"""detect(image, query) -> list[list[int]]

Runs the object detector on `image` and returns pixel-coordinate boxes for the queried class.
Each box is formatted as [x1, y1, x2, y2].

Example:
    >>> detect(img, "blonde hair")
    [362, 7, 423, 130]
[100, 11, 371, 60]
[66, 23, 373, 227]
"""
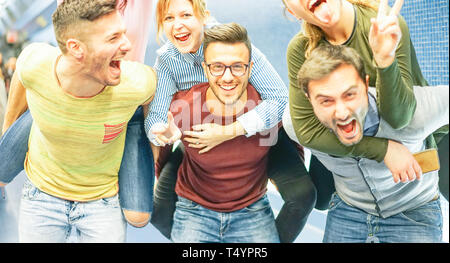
[302, 0, 379, 58]
[155, 0, 208, 43]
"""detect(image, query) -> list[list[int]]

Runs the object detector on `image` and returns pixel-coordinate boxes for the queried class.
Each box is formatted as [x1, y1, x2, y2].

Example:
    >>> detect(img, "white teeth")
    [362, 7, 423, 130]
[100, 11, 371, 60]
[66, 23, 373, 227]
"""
[220, 85, 236, 91]
[337, 117, 355, 126]
[175, 33, 189, 38]
[309, 0, 319, 10]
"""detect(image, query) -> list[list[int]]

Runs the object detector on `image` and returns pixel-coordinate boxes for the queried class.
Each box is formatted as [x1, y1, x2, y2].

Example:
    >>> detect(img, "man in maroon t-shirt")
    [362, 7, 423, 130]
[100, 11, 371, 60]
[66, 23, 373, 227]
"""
[163, 23, 280, 243]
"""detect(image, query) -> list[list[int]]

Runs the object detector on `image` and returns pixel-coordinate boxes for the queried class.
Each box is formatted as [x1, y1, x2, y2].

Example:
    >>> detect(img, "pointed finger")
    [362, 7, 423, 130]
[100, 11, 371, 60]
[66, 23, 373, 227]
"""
[389, 0, 404, 16]
[377, 0, 388, 20]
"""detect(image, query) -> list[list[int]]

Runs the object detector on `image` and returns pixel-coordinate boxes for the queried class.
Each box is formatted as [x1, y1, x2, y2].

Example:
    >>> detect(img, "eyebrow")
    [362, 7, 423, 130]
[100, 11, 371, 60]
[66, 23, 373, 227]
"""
[105, 28, 127, 40]
[314, 85, 359, 100]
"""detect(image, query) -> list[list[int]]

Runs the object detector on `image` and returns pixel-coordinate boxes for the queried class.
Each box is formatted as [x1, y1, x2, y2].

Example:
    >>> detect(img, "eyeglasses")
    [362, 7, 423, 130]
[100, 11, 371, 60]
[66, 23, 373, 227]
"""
[206, 62, 249, 77]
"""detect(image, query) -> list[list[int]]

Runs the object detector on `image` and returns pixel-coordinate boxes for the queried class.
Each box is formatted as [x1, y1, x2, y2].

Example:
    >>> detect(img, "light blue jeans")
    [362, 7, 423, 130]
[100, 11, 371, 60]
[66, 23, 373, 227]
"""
[323, 193, 443, 243]
[171, 195, 280, 243]
[18, 177, 127, 243]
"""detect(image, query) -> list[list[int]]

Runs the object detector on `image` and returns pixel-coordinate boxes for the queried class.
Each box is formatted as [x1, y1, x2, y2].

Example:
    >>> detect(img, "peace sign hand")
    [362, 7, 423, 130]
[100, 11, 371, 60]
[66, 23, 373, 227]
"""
[369, 0, 404, 68]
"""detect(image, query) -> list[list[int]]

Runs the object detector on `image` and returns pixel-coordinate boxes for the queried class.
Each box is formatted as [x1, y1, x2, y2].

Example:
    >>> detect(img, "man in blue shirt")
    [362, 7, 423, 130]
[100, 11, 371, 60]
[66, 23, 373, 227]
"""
[283, 44, 448, 242]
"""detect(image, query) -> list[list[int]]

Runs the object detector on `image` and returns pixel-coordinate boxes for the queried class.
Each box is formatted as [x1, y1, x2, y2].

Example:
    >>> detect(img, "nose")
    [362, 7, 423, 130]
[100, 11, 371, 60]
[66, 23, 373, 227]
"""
[174, 17, 185, 30]
[221, 67, 234, 82]
[334, 100, 350, 121]
[120, 34, 132, 53]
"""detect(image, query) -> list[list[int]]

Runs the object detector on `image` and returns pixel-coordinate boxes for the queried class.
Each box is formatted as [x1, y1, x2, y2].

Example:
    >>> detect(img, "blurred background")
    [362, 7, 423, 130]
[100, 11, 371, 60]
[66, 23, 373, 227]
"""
[0, 0, 448, 243]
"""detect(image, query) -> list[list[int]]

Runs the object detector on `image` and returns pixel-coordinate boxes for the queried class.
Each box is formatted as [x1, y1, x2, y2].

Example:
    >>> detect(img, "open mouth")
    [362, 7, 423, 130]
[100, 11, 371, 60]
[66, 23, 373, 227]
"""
[174, 33, 190, 43]
[308, 0, 331, 23]
[109, 59, 121, 76]
[336, 119, 358, 139]
[309, 0, 326, 12]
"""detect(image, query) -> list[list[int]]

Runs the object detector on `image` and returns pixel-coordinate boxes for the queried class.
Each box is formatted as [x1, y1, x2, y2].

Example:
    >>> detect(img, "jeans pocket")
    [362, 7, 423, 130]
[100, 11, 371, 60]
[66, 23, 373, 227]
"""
[101, 195, 121, 208]
[399, 200, 442, 229]
[21, 178, 40, 201]
[243, 195, 271, 212]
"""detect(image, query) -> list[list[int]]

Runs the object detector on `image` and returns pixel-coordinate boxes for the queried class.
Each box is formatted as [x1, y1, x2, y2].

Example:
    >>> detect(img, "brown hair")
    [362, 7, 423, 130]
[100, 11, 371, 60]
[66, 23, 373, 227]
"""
[52, 0, 118, 53]
[298, 44, 366, 95]
[203, 22, 252, 61]
[155, 0, 208, 43]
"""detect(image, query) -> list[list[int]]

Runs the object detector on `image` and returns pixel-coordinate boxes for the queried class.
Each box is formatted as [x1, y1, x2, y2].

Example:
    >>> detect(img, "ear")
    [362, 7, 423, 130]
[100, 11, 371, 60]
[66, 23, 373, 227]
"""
[66, 38, 85, 60]
[248, 61, 254, 77]
[201, 61, 208, 78]
[203, 10, 211, 25]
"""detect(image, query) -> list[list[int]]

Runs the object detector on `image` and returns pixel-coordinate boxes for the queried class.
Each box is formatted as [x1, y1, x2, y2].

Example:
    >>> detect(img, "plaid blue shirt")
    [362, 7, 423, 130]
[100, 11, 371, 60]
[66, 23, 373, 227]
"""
[144, 40, 288, 145]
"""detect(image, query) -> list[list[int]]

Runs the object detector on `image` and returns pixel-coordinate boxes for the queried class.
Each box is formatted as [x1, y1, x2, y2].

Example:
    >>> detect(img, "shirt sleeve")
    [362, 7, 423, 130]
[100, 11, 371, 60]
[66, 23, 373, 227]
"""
[375, 15, 420, 130]
[144, 55, 178, 145]
[237, 45, 288, 136]
[287, 35, 389, 162]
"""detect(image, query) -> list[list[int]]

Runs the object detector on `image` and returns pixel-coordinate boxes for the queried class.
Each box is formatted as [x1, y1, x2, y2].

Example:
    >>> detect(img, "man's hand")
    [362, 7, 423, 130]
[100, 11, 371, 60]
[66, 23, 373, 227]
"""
[0, 182, 6, 187]
[183, 121, 245, 154]
[150, 111, 181, 147]
[384, 140, 422, 183]
[369, 0, 404, 68]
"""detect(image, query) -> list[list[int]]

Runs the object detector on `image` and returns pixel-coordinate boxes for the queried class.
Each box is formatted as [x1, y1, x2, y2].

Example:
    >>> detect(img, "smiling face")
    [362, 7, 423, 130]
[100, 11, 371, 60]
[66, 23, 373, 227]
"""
[283, 0, 342, 27]
[308, 63, 369, 146]
[162, 0, 207, 54]
[203, 42, 252, 107]
[81, 11, 132, 87]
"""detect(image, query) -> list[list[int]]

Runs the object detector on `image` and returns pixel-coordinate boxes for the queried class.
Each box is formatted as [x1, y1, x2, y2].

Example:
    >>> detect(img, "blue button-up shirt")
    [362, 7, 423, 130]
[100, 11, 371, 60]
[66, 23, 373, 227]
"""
[145, 37, 288, 145]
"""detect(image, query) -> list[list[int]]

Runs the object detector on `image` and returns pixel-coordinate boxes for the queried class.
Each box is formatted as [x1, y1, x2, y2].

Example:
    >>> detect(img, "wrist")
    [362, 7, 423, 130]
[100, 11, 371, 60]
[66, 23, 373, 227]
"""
[374, 54, 395, 69]
[226, 121, 246, 138]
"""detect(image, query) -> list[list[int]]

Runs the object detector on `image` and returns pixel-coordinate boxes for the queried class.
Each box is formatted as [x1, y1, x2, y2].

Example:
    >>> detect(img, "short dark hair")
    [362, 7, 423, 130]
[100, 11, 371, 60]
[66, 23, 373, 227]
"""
[298, 44, 366, 95]
[52, 0, 118, 53]
[203, 22, 252, 61]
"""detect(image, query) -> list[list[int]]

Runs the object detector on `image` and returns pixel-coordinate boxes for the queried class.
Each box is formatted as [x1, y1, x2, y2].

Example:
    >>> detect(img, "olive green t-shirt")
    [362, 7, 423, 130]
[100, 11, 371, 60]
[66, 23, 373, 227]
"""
[287, 4, 441, 162]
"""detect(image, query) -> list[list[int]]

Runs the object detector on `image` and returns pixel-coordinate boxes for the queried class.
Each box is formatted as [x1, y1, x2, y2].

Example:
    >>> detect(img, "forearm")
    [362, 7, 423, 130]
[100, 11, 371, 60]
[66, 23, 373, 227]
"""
[376, 59, 416, 129]
[243, 45, 288, 135]
[144, 62, 176, 144]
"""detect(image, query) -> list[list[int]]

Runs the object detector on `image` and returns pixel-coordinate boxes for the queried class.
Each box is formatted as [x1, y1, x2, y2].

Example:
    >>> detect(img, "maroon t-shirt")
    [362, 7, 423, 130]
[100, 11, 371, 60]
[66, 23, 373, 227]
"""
[170, 82, 278, 212]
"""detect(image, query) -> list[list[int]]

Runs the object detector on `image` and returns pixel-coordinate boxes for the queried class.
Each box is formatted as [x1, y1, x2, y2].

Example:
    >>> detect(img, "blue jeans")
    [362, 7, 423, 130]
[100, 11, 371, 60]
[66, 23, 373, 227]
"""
[323, 193, 443, 243]
[19, 178, 126, 242]
[0, 107, 154, 213]
[171, 195, 280, 243]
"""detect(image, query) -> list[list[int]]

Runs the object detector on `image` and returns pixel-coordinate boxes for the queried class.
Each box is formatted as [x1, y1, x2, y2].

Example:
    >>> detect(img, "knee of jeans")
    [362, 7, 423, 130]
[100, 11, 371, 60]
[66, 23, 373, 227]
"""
[123, 210, 151, 228]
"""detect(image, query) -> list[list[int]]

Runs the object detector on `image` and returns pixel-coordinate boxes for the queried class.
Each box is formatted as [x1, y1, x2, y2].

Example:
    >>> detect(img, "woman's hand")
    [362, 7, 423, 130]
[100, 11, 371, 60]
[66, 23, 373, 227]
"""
[369, 0, 404, 68]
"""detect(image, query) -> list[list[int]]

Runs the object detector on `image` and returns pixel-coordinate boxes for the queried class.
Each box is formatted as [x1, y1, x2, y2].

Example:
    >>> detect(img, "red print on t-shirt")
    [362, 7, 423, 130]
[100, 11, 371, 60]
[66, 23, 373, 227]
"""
[103, 122, 126, 144]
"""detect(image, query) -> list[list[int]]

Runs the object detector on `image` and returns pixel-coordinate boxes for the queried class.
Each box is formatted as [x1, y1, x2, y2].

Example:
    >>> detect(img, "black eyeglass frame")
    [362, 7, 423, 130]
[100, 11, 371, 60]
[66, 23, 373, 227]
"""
[205, 62, 250, 77]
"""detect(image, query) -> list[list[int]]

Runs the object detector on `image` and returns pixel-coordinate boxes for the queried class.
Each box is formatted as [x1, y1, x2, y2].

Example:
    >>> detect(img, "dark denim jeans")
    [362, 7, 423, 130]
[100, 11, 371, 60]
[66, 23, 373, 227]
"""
[0, 107, 154, 213]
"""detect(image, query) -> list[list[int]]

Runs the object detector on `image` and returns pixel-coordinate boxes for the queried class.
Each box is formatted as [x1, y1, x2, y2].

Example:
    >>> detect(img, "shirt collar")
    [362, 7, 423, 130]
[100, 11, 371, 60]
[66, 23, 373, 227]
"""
[180, 43, 204, 65]
[363, 91, 380, 136]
